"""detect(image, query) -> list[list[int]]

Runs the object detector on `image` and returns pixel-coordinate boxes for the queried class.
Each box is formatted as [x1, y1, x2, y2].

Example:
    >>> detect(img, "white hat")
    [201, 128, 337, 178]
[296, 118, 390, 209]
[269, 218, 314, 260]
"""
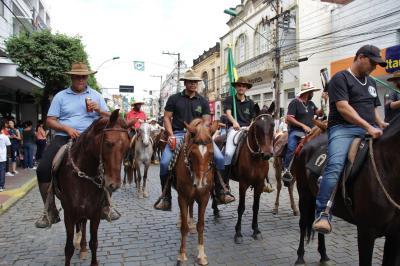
[297, 82, 320, 96]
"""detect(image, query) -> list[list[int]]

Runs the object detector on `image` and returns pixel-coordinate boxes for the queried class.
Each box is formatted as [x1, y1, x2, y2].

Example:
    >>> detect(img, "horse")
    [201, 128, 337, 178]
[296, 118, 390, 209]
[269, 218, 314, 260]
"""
[171, 118, 218, 265]
[212, 108, 275, 244]
[272, 119, 328, 216]
[55, 109, 129, 266]
[133, 122, 153, 198]
[293, 115, 400, 266]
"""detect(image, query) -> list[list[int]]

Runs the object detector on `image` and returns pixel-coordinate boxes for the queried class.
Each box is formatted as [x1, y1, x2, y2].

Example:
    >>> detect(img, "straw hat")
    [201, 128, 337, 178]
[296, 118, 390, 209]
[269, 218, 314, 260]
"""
[131, 99, 145, 106]
[387, 71, 400, 82]
[180, 69, 202, 81]
[297, 82, 320, 96]
[232, 76, 252, 89]
[65, 62, 97, 75]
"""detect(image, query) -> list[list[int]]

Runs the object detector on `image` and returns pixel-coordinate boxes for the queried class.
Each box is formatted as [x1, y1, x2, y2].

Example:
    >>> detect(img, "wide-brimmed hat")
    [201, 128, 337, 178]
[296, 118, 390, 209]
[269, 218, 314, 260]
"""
[65, 62, 97, 75]
[180, 69, 202, 81]
[387, 71, 400, 82]
[131, 99, 145, 106]
[232, 77, 252, 89]
[297, 82, 320, 96]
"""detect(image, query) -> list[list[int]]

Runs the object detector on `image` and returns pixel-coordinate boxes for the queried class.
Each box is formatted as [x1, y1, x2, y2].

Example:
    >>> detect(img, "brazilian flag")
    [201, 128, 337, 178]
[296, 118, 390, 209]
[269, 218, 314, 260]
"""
[227, 45, 238, 120]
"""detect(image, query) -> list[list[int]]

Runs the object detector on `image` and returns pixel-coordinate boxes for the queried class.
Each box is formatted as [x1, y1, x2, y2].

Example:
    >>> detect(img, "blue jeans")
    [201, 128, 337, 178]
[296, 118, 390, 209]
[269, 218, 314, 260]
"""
[284, 129, 305, 169]
[315, 125, 366, 216]
[23, 143, 35, 168]
[0, 161, 6, 188]
[160, 131, 225, 177]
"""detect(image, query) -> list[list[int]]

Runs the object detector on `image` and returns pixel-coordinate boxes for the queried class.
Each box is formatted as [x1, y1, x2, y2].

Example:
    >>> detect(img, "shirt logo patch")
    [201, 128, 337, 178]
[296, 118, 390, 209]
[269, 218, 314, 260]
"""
[244, 108, 250, 115]
[195, 105, 202, 113]
[368, 86, 377, 97]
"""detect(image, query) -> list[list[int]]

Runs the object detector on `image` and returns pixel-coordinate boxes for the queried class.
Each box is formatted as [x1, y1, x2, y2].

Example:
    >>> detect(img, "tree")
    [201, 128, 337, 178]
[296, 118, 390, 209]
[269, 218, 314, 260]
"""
[5, 30, 99, 116]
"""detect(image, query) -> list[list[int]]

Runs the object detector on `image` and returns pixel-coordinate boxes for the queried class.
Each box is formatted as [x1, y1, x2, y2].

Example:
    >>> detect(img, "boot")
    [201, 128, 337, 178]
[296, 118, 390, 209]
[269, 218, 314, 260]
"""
[154, 175, 172, 211]
[101, 206, 121, 222]
[215, 167, 235, 205]
[282, 168, 293, 187]
[312, 212, 332, 234]
[35, 182, 60, 228]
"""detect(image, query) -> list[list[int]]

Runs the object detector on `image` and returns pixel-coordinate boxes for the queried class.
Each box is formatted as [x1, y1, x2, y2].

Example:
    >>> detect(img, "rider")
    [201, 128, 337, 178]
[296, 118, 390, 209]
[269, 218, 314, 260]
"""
[282, 82, 322, 185]
[126, 99, 147, 138]
[35, 62, 115, 228]
[313, 45, 388, 234]
[154, 69, 232, 211]
[224, 76, 273, 194]
[384, 71, 400, 122]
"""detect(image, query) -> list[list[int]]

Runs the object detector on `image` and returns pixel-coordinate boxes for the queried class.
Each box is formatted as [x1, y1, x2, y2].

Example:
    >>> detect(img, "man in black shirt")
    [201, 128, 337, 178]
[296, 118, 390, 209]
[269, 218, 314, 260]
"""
[282, 82, 321, 184]
[384, 71, 400, 122]
[313, 45, 388, 234]
[154, 69, 227, 211]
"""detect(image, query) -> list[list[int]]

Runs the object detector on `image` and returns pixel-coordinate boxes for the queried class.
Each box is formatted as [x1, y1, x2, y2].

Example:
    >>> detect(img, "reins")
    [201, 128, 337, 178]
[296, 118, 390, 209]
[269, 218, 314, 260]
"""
[246, 114, 273, 156]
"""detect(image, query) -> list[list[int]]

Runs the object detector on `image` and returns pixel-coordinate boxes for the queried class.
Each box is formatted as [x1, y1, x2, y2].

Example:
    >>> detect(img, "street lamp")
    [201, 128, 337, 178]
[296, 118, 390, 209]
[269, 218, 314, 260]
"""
[96, 56, 120, 71]
[150, 75, 163, 116]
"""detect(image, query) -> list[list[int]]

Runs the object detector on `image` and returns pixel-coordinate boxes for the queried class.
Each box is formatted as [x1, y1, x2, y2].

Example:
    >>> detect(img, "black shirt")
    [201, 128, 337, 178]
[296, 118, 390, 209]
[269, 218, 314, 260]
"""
[384, 91, 400, 122]
[328, 70, 380, 128]
[287, 98, 317, 131]
[164, 90, 210, 131]
[224, 95, 255, 127]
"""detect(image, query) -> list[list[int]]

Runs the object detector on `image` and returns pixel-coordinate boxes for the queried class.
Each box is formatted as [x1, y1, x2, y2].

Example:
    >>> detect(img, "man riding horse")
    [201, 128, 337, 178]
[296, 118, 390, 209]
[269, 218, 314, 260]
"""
[313, 44, 388, 234]
[223, 76, 273, 194]
[282, 82, 323, 185]
[154, 69, 232, 211]
[35, 63, 120, 228]
[125, 99, 147, 138]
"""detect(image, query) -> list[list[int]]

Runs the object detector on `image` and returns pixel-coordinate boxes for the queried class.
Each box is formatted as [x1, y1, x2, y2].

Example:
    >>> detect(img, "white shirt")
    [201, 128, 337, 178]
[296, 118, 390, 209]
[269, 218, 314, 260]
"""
[0, 133, 11, 162]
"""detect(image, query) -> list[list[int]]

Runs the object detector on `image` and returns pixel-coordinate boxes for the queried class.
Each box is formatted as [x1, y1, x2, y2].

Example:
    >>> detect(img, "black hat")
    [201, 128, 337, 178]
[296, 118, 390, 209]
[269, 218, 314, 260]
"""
[355, 45, 387, 67]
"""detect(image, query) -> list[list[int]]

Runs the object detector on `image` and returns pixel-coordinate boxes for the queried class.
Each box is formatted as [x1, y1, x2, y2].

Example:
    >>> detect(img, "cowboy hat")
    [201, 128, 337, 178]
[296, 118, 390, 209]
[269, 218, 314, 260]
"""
[387, 71, 400, 82]
[65, 62, 97, 75]
[297, 82, 320, 96]
[131, 99, 145, 106]
[180, 69, 202, 81]
[232, 76, 252, 89]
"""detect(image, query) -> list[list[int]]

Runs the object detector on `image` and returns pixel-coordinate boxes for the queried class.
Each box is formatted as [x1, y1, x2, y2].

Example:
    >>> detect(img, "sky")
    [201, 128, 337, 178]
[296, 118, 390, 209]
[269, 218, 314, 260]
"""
[49, 0, 239, 100]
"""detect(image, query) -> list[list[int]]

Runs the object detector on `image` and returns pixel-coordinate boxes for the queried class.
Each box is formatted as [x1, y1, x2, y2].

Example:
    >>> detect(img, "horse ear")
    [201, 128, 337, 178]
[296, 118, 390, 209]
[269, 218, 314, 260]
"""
[109, 109, 120, 126]
[253, 103, 260, 117]
[184, 121, 196, 134]
[267, 101, 275, 115]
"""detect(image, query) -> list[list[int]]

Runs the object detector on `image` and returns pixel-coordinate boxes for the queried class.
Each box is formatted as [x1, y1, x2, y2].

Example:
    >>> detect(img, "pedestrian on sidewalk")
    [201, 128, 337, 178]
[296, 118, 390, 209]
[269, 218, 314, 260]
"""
[0, 120, 11, 191]
[22, 121, 36, 170]
[35, 120, 47, 163]
[2, 118, 13, 177]
[8, 120, 21, 174]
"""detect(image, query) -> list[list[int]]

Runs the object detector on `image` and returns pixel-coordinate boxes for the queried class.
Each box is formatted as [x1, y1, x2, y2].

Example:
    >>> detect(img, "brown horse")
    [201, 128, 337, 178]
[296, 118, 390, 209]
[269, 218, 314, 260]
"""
[56, 110, 130, 266]
[294, 115, 400, 266]
[212, 110, 275, 244]
[172, 118, 218, 265]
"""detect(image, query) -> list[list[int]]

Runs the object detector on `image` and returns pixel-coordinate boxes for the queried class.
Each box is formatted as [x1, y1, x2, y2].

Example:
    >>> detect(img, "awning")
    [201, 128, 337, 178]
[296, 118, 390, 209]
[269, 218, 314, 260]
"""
[0, 61, 44, 93]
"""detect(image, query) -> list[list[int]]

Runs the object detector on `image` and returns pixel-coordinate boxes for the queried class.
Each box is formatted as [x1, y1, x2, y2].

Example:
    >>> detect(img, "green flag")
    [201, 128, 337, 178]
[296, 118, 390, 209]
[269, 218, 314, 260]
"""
[226, 45, 238, 120]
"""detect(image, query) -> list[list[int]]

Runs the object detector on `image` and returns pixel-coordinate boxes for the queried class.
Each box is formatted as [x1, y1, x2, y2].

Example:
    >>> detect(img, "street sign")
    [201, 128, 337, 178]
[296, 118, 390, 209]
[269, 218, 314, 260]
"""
[119, 85, 134, 93]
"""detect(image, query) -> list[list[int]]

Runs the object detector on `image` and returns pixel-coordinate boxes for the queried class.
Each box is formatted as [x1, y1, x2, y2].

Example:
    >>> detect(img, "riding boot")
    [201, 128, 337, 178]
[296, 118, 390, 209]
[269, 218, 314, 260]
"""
[100, 191, 121, 222]
[154, 174, 172, 211]
[35, 182, 60, 228]
[215, 167, 235, 205]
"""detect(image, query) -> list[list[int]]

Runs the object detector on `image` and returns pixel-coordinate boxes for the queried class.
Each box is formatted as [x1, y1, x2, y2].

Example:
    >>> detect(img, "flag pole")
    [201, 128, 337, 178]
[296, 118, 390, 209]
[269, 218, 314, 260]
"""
[227, 45, 238, 120]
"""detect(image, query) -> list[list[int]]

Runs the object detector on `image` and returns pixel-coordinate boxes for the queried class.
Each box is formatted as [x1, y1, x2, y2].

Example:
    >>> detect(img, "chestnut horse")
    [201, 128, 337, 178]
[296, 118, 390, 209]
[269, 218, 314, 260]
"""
[56, 110, 130, 266]
[172, 118, 218, 265]
[294, 115, 400, 266]
[212, 110, 275, 244]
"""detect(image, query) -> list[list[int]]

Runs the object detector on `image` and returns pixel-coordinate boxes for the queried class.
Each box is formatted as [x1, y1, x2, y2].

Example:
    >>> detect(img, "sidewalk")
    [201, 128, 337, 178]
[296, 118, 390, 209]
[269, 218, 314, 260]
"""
[0, 168, 37, 215]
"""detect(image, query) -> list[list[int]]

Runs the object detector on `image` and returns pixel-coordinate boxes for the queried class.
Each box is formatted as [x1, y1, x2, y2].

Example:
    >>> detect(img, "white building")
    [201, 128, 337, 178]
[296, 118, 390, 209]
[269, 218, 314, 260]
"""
[0, 0, 50, 122]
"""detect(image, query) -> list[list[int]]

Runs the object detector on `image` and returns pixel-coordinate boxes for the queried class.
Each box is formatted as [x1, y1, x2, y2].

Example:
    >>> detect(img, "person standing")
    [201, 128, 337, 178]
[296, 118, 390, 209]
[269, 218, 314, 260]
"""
[384, 71, 400, 122]
[35, 120, 47, 162]
[22, 121, 36, 169]
[313, 45, 387, 234]
[8, 120, 21, 174]
[0, 121, 11, 191]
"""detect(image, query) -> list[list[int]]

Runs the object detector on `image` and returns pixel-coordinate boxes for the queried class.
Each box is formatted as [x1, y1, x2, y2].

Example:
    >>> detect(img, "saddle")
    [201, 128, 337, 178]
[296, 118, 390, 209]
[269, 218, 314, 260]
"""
[51, 141, 72, 199]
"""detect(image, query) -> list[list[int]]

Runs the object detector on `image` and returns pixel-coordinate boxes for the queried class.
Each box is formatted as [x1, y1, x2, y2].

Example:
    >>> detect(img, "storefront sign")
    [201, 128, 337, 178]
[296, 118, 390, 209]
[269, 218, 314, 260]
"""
[246, 69, 274, 87]
[385, 44, 400, 73]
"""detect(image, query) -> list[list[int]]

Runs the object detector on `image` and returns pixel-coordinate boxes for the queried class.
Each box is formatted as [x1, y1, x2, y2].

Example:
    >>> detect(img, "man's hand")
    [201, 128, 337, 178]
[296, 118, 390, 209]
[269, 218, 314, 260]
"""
[65, 127, 80, 139]
[302, 125, 312, 134]
[232, 122, 240, 130]
[377, 121, 389, 130]
[90, 101, 100, 113]
[367, 126, 383, 139]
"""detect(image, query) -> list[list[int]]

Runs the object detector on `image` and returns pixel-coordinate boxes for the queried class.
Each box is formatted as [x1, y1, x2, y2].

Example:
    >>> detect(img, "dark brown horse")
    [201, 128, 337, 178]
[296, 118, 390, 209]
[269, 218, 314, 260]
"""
[56, 110, 130, 266]
[212, 110, 275, 244]
[172, 118, 218, 265]
[294, 115, 400, 266]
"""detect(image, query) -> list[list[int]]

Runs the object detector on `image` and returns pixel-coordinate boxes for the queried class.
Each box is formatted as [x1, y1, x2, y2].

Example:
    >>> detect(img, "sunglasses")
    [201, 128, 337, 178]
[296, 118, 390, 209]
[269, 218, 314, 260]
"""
[72, 75, 88, 80]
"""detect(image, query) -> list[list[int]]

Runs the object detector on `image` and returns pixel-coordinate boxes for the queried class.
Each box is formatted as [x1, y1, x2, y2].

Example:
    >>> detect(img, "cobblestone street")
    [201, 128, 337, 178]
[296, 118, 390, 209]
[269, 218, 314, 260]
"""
[0, 164, 384, 266]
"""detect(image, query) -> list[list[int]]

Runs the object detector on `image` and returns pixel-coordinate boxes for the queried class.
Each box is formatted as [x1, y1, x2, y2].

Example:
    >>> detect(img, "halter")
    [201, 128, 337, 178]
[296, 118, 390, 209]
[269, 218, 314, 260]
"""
[68, 122, 128, 189]
[246, 114, 273, 156]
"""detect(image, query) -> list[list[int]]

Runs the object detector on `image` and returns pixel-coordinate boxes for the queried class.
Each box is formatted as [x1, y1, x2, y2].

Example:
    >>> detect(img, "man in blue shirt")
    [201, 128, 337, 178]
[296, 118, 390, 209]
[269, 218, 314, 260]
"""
[35, 63, 113, 228]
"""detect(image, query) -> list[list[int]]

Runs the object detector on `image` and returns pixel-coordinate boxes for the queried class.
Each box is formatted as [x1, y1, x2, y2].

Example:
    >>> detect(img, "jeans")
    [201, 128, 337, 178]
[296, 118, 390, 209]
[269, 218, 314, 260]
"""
[0, 161, 5, 188]
[23, 143, 36, 168]
[10, 141, 19, 162]
[284, 129, 305, 169]
[315, 125, 366, 216]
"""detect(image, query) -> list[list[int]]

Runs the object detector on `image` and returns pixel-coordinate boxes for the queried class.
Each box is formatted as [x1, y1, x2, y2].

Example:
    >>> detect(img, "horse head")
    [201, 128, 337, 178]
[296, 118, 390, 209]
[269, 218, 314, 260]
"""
[137, 122, 152, 147]
[184, 119, 215, 188]
[250, 110, 275, 160]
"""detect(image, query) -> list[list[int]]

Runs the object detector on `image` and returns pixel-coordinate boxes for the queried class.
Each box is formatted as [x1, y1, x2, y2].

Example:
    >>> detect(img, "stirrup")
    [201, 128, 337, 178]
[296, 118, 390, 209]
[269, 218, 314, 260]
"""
[282, 170, 293, 186]
[312, 212, 332, 234]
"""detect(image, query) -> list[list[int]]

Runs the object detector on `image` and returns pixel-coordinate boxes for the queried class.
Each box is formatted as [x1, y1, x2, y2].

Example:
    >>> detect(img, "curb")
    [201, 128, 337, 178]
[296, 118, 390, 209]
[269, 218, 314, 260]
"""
[0, 176, 37, 215]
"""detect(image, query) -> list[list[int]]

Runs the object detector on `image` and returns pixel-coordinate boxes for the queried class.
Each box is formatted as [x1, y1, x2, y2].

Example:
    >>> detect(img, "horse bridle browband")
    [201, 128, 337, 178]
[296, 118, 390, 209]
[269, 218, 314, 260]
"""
[246, 114, 273, 156]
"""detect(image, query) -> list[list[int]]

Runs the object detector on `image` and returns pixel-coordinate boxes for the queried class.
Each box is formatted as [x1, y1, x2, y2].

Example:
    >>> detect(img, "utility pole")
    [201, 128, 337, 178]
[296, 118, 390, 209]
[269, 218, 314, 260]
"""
[150, 75, 163, 115]
[162, 51, 181, 93]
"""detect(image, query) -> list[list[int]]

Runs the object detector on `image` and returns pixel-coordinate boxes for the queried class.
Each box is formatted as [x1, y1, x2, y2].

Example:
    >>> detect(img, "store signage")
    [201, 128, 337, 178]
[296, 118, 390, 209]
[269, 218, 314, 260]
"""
[385, 44, 400, 73]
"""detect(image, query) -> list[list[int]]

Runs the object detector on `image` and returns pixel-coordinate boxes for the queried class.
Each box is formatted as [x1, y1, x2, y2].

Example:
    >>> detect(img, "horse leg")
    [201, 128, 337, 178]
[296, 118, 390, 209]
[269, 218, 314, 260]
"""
[211, 196, 220, 217]
[382, 233, 399, 266]
[197, 198, 209, 266]
[234, 182, 248, 244]
[64, 215, 75, 266]
[357, 227, 375, 266]
[188, 200, 196, 234]
[295, 193, 314, 265]
[289, 181, 299, 216]
[80, 220, 88, 260]
[89, 218, 100, 266]
[318, 233, 330, 264]
[251, 185, 263, 240]
[135, 161, 142, 198]
[142, 163, 149, 198]
[273, 157, 282, 215]
[177, 195, 189, 264]
[74, 223, 82, 250]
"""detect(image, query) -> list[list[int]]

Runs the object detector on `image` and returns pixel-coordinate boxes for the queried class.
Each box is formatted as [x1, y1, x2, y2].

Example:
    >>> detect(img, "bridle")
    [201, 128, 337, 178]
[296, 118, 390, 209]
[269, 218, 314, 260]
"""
[246, 114, 273, 157]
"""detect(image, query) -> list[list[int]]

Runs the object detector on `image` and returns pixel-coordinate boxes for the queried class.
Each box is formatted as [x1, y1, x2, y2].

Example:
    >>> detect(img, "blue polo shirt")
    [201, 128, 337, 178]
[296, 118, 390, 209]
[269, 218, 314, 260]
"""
[48, 87, 109, 136]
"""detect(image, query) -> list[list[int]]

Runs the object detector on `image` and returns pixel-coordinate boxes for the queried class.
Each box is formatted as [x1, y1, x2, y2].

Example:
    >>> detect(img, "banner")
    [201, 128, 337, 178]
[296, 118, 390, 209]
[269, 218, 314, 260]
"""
[226, 45, 238, 120]
[133, 61, 145, 71]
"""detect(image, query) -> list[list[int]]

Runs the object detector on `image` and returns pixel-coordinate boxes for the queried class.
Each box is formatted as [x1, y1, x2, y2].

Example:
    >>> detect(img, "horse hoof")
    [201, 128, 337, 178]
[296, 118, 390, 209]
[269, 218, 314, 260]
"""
[143, 191, 149, 198]
[197, 256, 208, 266]
[80, 251, 88, 260]
[294, 258, 305, 265]
[293, 210, 299, 216]
[90, 260, 98, 266]
[177, 253, 188, 265]
[234, 234, 243, 244]
[138, 192, 143, 199]
[272, 208, 278, 215]
[320, 256, 330, 265]
[213, 209, 220, 217]
[252, 232, 262, 240]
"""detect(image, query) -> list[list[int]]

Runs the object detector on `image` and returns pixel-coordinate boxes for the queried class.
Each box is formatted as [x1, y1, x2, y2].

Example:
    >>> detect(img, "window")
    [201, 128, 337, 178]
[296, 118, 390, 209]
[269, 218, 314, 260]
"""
[252, 94, 261, 106]
[0, 2, 4, 17]
[235, 34, 247, 64]
[255, 23, 269, 56]
[202, 71, 209, 93]
[287, 89, 295, 100]
[263, 92, 273, 106]
[211, 68, 215, 90]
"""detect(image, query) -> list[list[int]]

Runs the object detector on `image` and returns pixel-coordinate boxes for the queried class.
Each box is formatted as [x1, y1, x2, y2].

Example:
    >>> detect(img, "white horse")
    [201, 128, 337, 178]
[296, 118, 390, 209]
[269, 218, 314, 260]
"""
[133, 122, 153, 198]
